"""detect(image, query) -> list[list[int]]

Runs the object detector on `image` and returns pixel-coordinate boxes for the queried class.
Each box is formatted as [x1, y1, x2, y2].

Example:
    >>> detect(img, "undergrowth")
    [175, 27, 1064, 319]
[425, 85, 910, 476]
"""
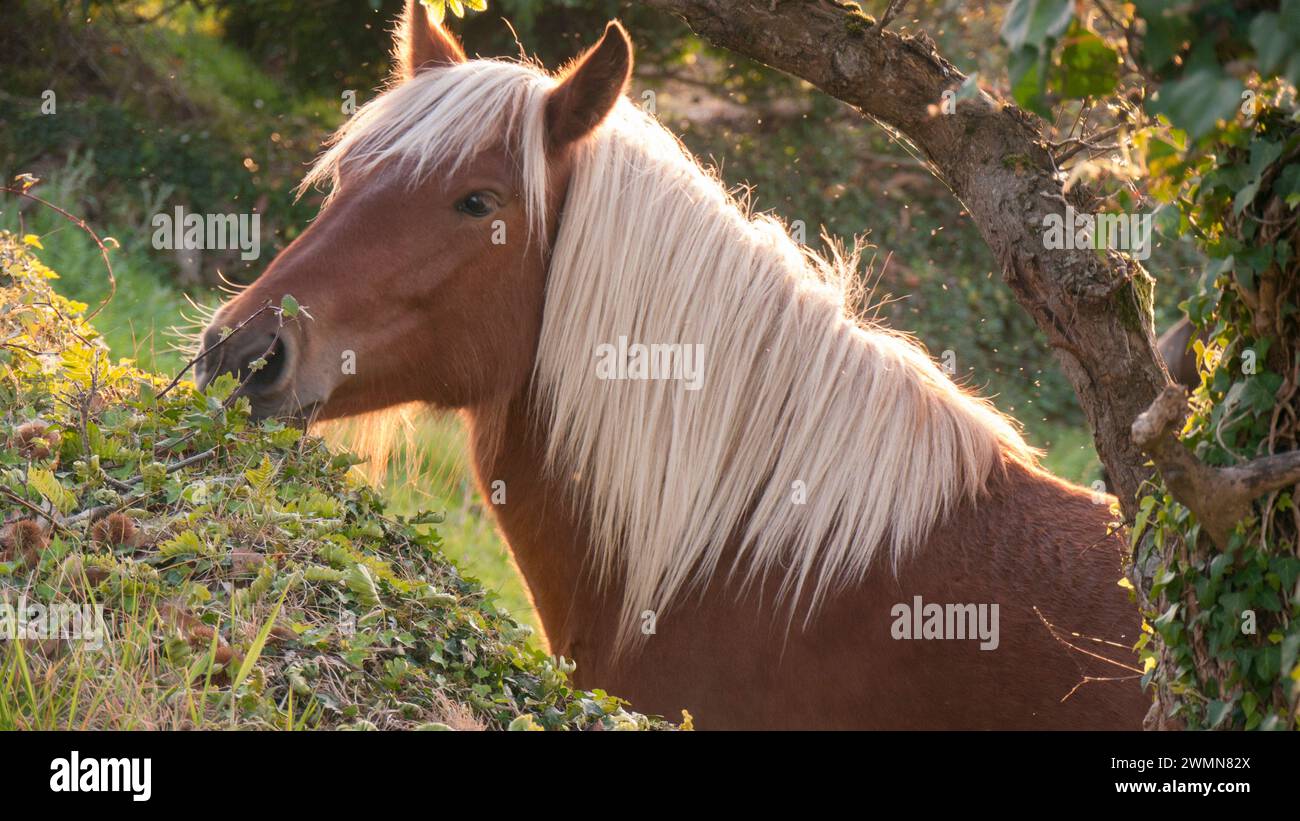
[0, 233, 675, 730]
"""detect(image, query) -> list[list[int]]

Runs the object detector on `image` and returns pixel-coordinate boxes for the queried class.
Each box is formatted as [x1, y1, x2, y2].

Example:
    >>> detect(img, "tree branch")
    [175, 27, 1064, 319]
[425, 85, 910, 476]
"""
[644, 0, 1170, 519]
[877, 0, 909, 30]
[1133, 385, 1300, 548]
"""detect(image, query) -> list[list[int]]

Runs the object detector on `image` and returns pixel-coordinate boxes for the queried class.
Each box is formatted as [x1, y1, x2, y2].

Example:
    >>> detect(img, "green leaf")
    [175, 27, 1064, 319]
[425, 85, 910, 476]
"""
[1205, 699, 1233, 728]
[1147, 47, 1245, 139]
[1249, 13, 1290, 74]
[1135, 5, 1190, 71]
[1052, 28, 1118, 99]
[507, 714, 543, 731]
[1008, 46, 1051, 119]
[279, 294, 300, 319]
[1130, 494, 1157, 551]
[1282, 633, 1300, 678]
[345, 564, 382, 609]
[27, 467, 75, 514]
[421, 0, 446, 26]
[1153, 603, 1179, 628]
[244, 454, 278, 494]
[1234, 140, 1284, 215]
[203, 371, 238, 402]
[159, 529, 205, 559]
[1001, 0, 1072, 52]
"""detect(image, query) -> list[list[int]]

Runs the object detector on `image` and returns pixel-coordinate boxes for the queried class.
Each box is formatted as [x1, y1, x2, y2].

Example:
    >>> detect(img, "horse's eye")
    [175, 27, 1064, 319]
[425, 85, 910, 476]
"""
[457, 192, 497, 218]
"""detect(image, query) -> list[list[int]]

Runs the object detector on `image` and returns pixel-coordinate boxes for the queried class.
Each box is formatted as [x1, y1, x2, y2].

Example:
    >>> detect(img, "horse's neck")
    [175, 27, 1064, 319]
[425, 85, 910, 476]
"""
[463, 396, 618, 655]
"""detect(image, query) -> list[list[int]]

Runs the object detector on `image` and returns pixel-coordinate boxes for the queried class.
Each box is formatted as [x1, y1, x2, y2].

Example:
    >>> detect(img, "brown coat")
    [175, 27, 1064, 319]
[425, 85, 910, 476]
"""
[471, 397, 1148, 729]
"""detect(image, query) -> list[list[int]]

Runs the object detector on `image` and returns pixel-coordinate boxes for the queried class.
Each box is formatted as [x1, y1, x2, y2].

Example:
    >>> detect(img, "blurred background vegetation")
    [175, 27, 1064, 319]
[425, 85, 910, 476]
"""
[0, 0, 1203, 639]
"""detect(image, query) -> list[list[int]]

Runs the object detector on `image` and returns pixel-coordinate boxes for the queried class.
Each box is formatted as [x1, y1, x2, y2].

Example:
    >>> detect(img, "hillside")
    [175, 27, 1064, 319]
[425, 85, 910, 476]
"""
[0, 232, 677, 730]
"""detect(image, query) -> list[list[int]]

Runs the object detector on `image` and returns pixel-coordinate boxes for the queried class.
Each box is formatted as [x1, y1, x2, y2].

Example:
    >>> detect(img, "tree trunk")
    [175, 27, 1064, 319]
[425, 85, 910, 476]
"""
[644, 0, 1170, 519]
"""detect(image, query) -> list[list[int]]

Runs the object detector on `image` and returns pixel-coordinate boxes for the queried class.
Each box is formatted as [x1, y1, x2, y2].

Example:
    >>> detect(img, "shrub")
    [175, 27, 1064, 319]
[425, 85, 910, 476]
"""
[0, 232, 674, 730]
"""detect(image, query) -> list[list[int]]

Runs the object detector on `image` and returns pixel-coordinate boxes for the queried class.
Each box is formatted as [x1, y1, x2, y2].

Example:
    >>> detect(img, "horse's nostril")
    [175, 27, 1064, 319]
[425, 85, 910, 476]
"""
[241, 336, 289, 391]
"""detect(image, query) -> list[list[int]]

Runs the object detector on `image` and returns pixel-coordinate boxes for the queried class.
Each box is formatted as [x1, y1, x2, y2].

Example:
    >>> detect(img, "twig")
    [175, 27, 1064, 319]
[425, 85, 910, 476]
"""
[65, 448, 218, 525]
[155, 300, 274, 400]
[1052, 125, 1124, 165]
[1, 183, 117, 321]
[1, 488, 74, 536]
[1034, 606, 1143, 675]
[1060, 673, 1143, 703]
[877, 0, 910, 30]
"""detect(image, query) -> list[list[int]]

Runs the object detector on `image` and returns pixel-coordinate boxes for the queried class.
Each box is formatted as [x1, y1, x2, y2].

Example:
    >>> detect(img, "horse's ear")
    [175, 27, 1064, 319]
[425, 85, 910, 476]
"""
[545, 21, 633, 150]
[394, 0, 466, 80]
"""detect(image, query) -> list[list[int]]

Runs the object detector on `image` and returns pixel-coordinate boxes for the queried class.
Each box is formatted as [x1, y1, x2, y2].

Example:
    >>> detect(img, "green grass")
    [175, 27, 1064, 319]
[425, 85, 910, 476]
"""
[132, 3, 343, 129]
[1030, 423, 1104, 488]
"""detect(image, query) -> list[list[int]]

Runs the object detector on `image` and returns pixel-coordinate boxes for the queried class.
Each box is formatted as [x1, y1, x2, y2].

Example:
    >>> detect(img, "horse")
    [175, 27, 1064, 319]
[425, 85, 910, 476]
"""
[1157, 317, 1202, 391]
[197, 0, 1149, 729]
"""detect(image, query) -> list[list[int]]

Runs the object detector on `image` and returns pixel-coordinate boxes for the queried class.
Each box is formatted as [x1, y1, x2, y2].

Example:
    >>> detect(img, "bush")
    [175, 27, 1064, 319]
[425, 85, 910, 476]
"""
[0, 232, 675, 730]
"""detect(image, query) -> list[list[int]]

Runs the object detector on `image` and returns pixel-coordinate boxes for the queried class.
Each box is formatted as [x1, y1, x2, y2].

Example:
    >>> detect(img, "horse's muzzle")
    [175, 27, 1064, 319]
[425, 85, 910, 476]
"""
[195, 315, 314, 422]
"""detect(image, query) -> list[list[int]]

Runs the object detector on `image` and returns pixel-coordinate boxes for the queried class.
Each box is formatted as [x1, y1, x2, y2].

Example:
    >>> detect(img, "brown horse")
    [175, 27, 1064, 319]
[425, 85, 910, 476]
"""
[197, 1, 1149, 729]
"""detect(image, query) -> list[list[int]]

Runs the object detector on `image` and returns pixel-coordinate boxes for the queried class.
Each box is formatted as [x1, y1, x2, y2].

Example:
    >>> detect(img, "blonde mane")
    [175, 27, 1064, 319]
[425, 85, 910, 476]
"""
[305, 59, 1037, 640]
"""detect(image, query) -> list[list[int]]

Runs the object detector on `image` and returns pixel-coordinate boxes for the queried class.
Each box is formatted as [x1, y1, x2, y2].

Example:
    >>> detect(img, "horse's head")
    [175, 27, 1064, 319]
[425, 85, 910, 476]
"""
[196, 0, 631, 420]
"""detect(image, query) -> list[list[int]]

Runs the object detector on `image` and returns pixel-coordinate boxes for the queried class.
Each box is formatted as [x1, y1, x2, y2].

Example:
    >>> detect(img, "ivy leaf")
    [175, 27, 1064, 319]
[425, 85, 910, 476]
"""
[1205, 699, 1233, 728]
[507, 714, 543, 731]
[1153, 603, 1179, 629]
[1278, 164, 1300, 210]
[1130, 494, 1157, 551]
[1234, 139, 1284, 215]
[1133, 1, 1190, 71]
[1282, 633, 1300, 679]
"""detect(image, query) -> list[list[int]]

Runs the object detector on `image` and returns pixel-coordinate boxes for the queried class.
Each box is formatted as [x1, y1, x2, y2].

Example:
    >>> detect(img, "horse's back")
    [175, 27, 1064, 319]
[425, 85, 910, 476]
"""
[581, 461, 1148, 729]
